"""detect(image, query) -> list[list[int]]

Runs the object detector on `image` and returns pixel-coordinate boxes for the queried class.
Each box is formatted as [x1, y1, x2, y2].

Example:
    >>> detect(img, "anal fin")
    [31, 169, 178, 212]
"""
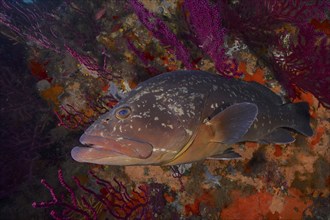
[207, 148, 241, 160]
[260, 128, 295, 144]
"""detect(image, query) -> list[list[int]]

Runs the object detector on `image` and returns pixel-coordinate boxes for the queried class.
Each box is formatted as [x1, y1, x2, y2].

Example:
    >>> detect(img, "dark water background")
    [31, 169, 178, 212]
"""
[0, 0, 329, 219]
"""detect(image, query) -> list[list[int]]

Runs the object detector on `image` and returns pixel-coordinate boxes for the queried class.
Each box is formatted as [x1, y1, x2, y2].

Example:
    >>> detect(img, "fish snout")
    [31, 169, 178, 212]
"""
[79, 133, 153, 159]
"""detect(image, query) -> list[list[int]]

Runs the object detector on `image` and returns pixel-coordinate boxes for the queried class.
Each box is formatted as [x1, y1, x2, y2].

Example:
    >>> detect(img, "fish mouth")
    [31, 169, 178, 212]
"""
[71, 133, 153, 164]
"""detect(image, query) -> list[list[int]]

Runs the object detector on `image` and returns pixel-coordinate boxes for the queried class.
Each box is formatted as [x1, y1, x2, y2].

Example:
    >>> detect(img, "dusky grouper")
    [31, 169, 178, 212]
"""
[71, 70, 313, 165]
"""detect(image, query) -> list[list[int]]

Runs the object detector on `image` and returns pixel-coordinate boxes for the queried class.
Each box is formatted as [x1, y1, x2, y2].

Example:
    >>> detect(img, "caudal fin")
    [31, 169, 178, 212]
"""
[284, 102, 313, 136]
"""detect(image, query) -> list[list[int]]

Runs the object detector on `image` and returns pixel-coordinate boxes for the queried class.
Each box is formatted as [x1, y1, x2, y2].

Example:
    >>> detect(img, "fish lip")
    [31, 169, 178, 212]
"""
[71, 146, 124, 164]
[78, 133, 153, 159]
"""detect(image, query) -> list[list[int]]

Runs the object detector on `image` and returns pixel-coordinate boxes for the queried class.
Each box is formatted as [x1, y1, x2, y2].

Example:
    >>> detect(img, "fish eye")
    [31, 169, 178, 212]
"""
[115, 106, 131, 119]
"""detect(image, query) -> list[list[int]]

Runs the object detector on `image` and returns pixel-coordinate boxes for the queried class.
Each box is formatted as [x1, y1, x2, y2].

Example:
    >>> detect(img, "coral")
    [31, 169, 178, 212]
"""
[277, 188, 313, 219]
[183, 0, 224, 68]
[126, 39, 153, 66]
[54, 105, 93, 130]
[184, 190, 216, 216]
[65, 46, 112, 80]
[220, 0, 330, 107]
[309, 126, 326, 148]
[146, 183, 169, 215]
[126, 38, 160, 75]
[310, 19, 330, 36]
[129, 0, 193, 69]
[270, 24, 330, 107]
[220, 190, 273, 219]
[220, 0, 328, 46]
[54, 95, 116, 130]
[1, 1, 111, 80]
[183, 0, 240, 76]
[40, 84, 64, 106]
[238, 62, 266, 84]
[0, 0, 61, 53]
[128, 0, 242, 76]
[28, 59, 52, 81]
[32, 169, 150, 219]
[220, 188, 313, 219]
[170, 165, 187, 192]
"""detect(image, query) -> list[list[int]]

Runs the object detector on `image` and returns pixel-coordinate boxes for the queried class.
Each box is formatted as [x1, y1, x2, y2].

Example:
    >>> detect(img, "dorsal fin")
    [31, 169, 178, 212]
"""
[247, 81, 283, 104]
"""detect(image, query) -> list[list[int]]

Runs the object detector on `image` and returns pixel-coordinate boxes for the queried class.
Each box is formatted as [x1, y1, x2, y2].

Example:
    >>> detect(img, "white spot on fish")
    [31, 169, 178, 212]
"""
[130, 125, 133, 129]
[168, 104, 184, 116]
[132, 115, 143, 118]
[132, 90, 150, 101]
[151, 88, 164, 93]
[153, 148, 178, 154]
[138, 128, 141, 131]
[188, 103, 195, 110]
[154, 117, 159, 121]
[167, 124, 173, 129]
[157, 105, 166, 111]
[185, 129, 193, 135]
[142, 110, 151, 117]
[155, 94, 165, 100]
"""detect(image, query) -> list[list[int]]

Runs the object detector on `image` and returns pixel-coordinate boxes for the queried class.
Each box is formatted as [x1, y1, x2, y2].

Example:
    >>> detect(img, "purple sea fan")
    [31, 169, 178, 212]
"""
[65, 46, 112, 80]
[220, 0, 328, 42]
[32, 169, 151, 219]
[183, 0, 239, 76]
[129, 0, 193, 69]
[271, 24, 330, 107]
[0, 0, 62, 53]
[219, 0, 330, 107]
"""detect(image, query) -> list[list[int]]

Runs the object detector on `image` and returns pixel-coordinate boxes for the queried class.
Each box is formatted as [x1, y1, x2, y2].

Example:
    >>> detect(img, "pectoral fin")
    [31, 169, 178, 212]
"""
[208, 102, 258, 144]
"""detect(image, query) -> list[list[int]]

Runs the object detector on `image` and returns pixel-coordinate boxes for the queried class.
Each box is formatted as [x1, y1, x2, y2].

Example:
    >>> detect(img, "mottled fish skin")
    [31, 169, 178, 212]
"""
[71, 70, 313, 165]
